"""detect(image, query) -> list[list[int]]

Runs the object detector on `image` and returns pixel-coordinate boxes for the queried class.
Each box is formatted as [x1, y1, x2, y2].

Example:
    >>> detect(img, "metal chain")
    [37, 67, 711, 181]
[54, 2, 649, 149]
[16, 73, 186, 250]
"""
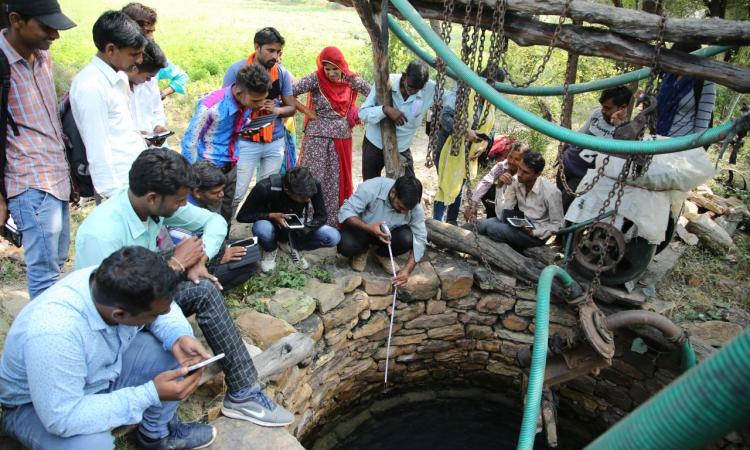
[495, 0, 573, 88]
[425, 0, 456, 168]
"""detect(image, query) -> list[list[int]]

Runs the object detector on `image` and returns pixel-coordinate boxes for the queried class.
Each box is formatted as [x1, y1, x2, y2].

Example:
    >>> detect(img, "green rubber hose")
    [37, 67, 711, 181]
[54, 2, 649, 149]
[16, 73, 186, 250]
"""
[681, 339, 697, 371]
[387, 15, 731, 97]
[586, 328, 750, 450]
[389, 0, 741, 154]
[518, 265, 575, 450]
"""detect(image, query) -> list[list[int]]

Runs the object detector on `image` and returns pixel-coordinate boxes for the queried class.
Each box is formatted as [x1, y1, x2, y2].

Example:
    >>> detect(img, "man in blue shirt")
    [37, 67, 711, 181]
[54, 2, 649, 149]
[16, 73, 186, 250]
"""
[75, 149, 294, 428]
[358, 61, 447, 180]
[182, 64, 271, 221]
[223, 27, 297, 214]
[0, 246, 216, 450]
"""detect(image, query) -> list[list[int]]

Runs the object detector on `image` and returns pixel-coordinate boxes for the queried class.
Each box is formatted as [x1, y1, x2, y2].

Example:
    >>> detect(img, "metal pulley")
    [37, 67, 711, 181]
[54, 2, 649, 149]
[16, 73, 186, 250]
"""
[572, 222, 626, 273]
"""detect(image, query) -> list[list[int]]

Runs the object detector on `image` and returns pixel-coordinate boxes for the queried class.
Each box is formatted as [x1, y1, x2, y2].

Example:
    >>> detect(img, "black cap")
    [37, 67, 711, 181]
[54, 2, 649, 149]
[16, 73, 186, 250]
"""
[5, 0, 76, 31]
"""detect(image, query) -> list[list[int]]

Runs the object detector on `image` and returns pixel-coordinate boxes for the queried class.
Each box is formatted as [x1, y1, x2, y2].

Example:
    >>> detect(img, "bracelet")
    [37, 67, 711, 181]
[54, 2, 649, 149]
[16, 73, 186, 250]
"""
[170, 257, 186, 273]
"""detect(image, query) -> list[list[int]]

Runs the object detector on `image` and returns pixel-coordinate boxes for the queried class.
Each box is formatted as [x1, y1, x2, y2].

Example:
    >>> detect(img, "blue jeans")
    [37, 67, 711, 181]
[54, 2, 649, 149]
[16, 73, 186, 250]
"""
[433, 189, 463, 223]
[8, 189, 70, 299]
[1, 332, 180, 450]
[233, 138, 285, 212]
[252, 220, 341, 252]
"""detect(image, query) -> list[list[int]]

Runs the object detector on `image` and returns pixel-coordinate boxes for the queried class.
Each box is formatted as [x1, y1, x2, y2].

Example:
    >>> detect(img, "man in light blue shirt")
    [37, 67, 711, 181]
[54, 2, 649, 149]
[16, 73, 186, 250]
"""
[358, 60, 447, 180]
[337, 176, 427, 285]
[0, 246, 216, 449]
[75, 148, 294, 428]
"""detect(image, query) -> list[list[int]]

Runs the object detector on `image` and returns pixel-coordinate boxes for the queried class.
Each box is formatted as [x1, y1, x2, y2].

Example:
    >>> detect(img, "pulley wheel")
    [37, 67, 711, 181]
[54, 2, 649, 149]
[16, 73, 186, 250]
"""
[572, 222, 626, 273]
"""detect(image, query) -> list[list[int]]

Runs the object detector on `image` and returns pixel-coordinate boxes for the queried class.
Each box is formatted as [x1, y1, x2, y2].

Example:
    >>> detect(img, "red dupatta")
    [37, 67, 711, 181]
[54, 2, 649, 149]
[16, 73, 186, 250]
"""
[306, 47, 359, 128]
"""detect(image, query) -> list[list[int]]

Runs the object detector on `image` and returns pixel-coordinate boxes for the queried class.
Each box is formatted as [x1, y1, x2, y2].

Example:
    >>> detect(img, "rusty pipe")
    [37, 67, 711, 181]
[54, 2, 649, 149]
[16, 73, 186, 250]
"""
[605, 310, 686, 344]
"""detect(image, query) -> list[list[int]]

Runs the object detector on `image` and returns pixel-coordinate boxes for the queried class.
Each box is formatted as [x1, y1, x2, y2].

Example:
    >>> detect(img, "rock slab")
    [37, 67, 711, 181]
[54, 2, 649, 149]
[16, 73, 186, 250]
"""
[269, 288, 316, 325]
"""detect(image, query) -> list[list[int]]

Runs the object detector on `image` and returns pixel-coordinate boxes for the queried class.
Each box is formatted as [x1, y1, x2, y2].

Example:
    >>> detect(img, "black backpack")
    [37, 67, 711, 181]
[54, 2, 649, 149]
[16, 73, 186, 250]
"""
[0, 49, 20, 199]
[59, 92, 95, 197]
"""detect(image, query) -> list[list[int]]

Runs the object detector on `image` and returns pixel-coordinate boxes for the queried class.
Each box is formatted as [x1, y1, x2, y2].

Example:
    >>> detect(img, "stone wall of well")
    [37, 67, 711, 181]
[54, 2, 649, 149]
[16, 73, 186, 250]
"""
[233, 254, 684, 443]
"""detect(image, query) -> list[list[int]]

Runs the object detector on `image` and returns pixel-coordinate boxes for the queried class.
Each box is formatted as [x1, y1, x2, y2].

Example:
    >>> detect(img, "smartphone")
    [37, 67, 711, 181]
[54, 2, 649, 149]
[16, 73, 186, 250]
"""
[145, 130, 174, 140]
[285, 214, 305, 229]
[229, 237, 258, 248]
[186, 353, 225, 376]
[507, 217, 535, 229]
[2, 218, 22, 247]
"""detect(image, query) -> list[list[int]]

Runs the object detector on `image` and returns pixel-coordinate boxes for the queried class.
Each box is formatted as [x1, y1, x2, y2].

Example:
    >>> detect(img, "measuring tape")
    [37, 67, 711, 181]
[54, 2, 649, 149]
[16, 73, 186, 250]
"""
[381, 223, 399, 389]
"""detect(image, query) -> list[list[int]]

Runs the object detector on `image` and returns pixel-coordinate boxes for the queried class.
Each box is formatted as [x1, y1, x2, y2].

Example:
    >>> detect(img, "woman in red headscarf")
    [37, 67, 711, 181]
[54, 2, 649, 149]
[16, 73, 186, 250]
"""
[293, 47, 371, 226]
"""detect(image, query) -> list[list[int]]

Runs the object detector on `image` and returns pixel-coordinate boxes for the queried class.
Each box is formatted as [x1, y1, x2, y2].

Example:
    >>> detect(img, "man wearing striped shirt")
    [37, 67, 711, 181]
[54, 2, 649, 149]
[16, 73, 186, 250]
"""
[0, 0, 76, 299]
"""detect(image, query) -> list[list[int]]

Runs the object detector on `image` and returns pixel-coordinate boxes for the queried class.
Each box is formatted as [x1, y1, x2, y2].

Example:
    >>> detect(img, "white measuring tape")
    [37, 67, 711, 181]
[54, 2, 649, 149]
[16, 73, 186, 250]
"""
[381, 223, 399, 389]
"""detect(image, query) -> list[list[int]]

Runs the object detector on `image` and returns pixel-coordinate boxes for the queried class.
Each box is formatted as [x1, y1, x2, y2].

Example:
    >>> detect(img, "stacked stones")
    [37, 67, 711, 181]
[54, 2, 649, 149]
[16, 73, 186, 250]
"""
[231, 252, 685, 442]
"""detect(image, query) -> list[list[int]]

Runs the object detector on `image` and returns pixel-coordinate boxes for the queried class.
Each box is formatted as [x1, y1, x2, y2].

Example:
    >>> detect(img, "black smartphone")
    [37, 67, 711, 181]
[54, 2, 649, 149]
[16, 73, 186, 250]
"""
[229, 237, 258, 248]
[1, 219, 22, 247]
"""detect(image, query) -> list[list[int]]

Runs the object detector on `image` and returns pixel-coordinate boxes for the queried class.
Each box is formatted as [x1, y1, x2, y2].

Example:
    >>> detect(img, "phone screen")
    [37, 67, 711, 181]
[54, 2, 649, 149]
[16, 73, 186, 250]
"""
[285, 214, 304, 229]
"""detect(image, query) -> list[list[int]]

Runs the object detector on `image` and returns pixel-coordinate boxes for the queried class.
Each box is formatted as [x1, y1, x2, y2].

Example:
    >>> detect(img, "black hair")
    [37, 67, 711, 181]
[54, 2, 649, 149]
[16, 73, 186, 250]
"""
[404, 60, 429, 89]
[284, 166, 318, 198]
[522, 152, 545, 174]
[480, 63, 505, 83]
[121, 2, 158, 26]
[393, 176, 423, 210]
[129, 148, 198, 197]
[92, 11, 147, 52]
[254, 27, 285, 47]
[599, 86, 633, 107]
[92, 246, 179, 315]
[137, 39, 167, 73]
[193, 160, 227, 191]
[235, 63, 272, 94]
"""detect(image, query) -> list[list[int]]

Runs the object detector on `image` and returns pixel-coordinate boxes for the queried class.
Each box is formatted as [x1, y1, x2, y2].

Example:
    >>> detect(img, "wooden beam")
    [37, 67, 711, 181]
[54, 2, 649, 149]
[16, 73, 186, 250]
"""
[395, 3, 750, 92]
[378, 0, 750, 46]
[352, 0, 403, 179]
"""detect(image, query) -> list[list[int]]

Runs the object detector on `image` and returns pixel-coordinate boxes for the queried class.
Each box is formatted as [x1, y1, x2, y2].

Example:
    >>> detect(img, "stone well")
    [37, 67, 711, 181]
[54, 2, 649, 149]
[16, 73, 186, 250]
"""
[229, 251, 693, 449]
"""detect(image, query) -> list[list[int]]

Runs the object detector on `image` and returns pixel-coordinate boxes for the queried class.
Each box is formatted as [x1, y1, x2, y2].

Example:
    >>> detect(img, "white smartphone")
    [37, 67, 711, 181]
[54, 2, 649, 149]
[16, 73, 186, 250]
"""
[285, 214, 305, 229]
[186, 353, 225, 375]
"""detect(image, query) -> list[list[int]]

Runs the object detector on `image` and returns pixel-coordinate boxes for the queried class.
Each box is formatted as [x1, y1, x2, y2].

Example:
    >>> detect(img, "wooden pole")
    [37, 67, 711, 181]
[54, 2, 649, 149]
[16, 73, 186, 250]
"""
[560, 21, 581, 129]
[352, 0, 402, 179]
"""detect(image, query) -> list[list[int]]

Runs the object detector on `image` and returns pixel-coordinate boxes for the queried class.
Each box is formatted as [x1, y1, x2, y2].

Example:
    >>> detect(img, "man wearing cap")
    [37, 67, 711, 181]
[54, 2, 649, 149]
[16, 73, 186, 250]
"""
[235, 166, 340, 272]
[0, 0, 76, 299]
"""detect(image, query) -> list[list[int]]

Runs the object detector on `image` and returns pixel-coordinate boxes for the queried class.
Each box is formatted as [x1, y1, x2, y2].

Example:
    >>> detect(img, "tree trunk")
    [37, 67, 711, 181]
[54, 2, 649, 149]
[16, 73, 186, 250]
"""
[352, 0, 402, 178]
[703, 0, 728, 18]
[425, 219, 582, 300]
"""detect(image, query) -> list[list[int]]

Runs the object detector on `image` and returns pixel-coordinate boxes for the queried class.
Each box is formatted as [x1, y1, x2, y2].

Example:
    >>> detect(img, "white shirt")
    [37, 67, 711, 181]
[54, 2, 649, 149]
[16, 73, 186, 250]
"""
[70, 56, 146, 196]
[130, 77, 166, 133]
[499, 176, 564, 240]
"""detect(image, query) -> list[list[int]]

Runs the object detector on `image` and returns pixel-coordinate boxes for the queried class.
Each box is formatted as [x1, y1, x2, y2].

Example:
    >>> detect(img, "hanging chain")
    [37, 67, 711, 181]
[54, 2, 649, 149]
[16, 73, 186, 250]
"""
[425, 0, 456, 169]
[495, 0, 573, 88]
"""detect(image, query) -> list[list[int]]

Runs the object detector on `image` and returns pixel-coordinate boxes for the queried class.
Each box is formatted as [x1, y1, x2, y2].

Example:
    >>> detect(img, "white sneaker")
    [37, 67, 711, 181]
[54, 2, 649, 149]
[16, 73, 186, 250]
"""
[279, 241, 309, 270]
[260, 249, 277, 273]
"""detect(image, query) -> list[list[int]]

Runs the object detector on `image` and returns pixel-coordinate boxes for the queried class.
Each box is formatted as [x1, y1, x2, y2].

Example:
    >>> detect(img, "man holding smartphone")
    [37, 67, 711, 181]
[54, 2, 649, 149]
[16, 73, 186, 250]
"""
[0, 0, 76, 299]
[0, 247, 216, 449]
[236, 167, 340, 272]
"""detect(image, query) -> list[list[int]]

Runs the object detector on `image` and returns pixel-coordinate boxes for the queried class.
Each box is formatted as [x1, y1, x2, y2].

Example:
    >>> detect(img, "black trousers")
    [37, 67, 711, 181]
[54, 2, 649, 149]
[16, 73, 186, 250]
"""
[338, 223, 413, 258]
[219, 164, 238, 223]
[362, 136, 415, 180]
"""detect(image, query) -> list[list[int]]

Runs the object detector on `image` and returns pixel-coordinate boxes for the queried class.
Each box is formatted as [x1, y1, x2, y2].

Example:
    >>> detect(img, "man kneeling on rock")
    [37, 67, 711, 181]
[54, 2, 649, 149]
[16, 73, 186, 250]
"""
[236, 166, 341, 272]
[337, 175, 427, 286]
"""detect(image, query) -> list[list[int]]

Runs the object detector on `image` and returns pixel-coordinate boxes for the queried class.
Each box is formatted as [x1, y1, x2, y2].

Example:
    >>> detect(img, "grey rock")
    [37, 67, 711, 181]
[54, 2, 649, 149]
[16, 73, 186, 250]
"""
[304, 279, 345, 313]
[269, 288, 316, 325]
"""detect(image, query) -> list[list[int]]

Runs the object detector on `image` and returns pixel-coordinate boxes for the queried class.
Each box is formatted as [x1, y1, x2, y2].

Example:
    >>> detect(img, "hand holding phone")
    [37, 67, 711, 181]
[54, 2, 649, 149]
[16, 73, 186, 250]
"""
[285, 214, 304, 229]
[186, 353, 225, 376]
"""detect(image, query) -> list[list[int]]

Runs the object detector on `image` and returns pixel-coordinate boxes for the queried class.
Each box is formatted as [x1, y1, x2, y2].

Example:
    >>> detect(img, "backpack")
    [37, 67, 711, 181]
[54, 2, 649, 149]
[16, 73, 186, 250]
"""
[0, 50, 20, 198]
[59, 92, 95, 197]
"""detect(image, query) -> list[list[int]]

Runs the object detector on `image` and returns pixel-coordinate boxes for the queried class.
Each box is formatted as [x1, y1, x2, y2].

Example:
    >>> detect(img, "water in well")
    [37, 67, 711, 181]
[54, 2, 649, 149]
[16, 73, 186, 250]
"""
[310, 395, 593, 450]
